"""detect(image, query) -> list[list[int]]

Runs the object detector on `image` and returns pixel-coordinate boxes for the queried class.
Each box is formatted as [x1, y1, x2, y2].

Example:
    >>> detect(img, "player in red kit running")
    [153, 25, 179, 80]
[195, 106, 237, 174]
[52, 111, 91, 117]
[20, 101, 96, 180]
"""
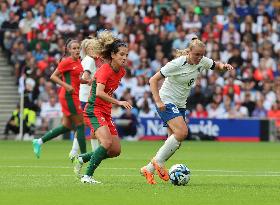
[72, 31, 132, 184]
[32, 39, 88, 158]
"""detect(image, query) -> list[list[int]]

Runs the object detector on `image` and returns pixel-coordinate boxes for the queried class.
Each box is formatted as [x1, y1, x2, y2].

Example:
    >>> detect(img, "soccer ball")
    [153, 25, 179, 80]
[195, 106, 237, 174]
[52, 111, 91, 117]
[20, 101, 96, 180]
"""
[169, 164, 191, 186]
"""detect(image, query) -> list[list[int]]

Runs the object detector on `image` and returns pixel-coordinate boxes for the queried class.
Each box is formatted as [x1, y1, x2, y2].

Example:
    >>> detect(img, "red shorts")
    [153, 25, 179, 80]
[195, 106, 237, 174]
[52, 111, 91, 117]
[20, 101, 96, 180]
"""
[83, 104, 118, 136]
[59, 95, 83, 116]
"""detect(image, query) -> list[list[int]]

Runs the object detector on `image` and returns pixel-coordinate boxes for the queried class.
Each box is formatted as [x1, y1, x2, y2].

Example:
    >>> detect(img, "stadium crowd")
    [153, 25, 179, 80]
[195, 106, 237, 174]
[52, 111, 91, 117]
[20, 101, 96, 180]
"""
[1, 0, 280, 138]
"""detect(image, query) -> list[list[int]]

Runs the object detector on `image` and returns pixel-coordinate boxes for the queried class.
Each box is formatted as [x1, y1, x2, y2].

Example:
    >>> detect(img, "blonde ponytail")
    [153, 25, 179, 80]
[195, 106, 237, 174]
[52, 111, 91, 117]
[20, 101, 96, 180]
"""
[175, 48, 190, 58]
[174, 38, 205, 58]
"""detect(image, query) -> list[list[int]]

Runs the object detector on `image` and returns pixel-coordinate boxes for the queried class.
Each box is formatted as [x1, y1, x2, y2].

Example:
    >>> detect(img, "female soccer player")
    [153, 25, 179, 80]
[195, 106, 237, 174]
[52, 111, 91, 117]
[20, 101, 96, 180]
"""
[32, 40, 88, 158]
[69, 37, 104, 159]
[73, 31, 132, 184]
[140, 38, 234, 184]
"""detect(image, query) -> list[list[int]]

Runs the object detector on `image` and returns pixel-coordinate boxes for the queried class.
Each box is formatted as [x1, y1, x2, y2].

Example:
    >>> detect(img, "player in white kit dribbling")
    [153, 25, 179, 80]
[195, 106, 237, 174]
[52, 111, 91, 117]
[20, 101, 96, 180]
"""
[69, 38, 104, 160]
[140, 37, 234, 184]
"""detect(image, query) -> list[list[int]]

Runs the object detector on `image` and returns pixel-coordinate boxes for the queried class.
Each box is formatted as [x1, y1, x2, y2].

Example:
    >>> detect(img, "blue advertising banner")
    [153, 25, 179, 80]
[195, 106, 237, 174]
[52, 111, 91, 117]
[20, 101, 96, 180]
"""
[135, 118, 261, 142]
[188, 118, 260, 141]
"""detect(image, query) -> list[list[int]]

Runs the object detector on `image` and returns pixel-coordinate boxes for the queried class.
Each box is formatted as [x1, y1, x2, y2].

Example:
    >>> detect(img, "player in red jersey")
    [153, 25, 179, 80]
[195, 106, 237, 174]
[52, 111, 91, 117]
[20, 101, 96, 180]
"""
[69, 37, 105, 160]
[73, 31, 132, 184]
[32, 39, 89, 158]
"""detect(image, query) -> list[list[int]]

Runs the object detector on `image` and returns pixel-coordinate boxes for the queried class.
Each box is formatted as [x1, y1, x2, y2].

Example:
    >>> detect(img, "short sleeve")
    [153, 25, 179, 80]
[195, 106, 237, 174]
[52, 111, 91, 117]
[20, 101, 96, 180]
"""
[81, 56, 96, 74]
[57, 58, 73, 73]
[160, 56, 186, 77]
[200, 56, 215, 70]
[95, 64, 110, 85]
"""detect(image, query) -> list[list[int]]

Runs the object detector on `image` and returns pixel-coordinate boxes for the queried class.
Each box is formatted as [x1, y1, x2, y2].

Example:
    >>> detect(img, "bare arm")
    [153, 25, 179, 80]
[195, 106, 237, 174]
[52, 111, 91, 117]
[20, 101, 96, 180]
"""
[80, 70, 92, 85]
[214, 61, 234, 72]
[96, 83, 132, 109]
[50, 69, 74, 93]
[149, 71, 166, 111]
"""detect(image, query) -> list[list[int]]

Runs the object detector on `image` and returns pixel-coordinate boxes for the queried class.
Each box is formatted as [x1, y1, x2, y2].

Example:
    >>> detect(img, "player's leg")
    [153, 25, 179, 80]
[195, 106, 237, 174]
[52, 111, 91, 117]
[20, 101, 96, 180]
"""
[141, 128, 173, 184]
[106, 136, 121, 157]
[80, 125, 112, 183]
[32, 115, 72, 158]
[105, 115, 121, 158]
[71, 113, 87, 154]
[90, 132, 99, 151]
[145, 128, 173, 173]
[69, 102, 99, 159]
[152, 116, 187, 181]
[69, 131, 79, 161]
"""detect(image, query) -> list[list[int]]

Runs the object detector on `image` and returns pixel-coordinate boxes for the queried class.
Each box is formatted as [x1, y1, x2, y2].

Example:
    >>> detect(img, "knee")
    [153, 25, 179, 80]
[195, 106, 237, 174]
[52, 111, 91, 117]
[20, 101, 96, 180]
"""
[174, 126, 188, 141]
[101, 138, 113, 149]
[108, 148, 121, 158]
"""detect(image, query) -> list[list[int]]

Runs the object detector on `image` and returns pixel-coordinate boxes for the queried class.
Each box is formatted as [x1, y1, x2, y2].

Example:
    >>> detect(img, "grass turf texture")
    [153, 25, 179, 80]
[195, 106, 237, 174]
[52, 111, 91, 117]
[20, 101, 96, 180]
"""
[0, 140, 280, 205]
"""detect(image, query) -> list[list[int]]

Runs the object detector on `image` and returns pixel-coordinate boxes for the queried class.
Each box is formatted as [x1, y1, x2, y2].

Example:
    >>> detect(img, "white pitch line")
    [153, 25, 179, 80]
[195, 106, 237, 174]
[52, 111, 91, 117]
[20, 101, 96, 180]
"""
[1, 174, 280, 177]
[1, 165, 280, 174]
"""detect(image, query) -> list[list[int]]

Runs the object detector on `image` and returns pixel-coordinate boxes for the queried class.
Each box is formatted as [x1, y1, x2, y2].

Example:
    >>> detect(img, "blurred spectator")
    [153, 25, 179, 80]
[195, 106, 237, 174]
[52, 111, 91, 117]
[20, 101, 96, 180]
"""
[190, 103, 208, 118]
[252, 99, 267, 118]
[3, 104, 20, 138]
[40, 96, 62, 131]
[241, 92, 256, 117]
[267, 102, 280, 138]
[18, 10, 35, 35]
[206, 101, 225, 118]
[0, 2, 9, 28]
[138, 100, 156, 118]
[0, 0, 279, 135]
[117, 109, 138, 140]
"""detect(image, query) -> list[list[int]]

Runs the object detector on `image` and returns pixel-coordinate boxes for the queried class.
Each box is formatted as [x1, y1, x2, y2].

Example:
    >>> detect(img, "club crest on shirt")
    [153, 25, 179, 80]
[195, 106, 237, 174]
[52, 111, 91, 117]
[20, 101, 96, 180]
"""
[101, 117, 105, 122]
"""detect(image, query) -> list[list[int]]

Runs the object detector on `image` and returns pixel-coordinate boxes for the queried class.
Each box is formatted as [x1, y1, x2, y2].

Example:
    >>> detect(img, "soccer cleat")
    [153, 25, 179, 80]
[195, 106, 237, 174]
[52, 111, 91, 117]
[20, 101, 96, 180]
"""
[73, 156, 83, 178]
[140, 166, 156, 184]
[152, 159, 169, 181]
[81, 175, 101, 184]
[32, 139, 41, 159]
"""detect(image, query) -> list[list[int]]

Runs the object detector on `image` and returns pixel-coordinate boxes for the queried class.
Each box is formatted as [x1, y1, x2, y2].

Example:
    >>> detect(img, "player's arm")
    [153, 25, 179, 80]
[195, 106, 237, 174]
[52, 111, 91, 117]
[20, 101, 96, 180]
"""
[96, 83, 132, 109]
[50, 69, 74, 93]
[214, 61, 234, 72]
[149, 71, 166, 111]
[80, 70, 92, 85]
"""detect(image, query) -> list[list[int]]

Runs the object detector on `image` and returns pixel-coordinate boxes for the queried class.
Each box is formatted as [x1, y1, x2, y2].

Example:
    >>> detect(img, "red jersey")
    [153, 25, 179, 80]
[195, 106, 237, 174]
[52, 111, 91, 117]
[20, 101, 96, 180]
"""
[57, 57, 83, 99]
[88, 63, 126, 114]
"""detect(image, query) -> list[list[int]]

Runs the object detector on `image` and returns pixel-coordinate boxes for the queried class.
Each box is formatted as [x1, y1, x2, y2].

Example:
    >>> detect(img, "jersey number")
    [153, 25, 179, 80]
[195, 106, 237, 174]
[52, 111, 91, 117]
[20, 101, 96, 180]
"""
[172, 106, 179, 114]
[188, 78, 195, 87]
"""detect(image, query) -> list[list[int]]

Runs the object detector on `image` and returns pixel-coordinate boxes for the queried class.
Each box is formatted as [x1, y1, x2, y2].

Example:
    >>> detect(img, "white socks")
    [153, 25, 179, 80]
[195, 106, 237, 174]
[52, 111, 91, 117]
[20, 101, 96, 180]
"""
[70, 138, 80, 155]
[91, 139, 99, 151]
[146, 134, 181, 173]
[146, 162, 155, 173]
[70, 138, 99, 156]
[38, 138, 43, 145]
[154, 134, 181, 166]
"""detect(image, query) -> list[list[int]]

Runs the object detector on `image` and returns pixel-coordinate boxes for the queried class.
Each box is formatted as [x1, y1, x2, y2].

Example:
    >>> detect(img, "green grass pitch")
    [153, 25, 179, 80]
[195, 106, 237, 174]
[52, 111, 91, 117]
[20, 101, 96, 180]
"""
[0, 140, 280, 205]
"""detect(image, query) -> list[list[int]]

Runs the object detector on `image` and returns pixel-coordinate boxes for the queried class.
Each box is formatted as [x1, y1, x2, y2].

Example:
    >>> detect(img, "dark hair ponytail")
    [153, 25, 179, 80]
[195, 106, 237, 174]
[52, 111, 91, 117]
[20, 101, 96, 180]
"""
[102, 39, 127, 60]
[59, 39, 77, 62]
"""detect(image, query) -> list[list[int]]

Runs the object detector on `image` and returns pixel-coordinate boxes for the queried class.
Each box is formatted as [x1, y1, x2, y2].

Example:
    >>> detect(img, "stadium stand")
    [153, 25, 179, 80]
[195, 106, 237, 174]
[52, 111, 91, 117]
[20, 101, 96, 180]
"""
[0, 0, 279, 140]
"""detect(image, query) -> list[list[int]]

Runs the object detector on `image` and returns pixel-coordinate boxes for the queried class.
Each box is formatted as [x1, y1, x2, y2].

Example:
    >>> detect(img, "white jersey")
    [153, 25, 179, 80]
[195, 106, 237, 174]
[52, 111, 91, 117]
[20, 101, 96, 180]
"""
[79, 55, 97, 102]
[159, 56, 214, 108]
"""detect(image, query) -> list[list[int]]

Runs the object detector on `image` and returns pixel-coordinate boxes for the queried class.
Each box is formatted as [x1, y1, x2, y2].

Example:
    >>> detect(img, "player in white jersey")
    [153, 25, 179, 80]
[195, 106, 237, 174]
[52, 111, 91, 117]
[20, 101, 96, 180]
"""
[140, 38, 234, 184]
[69, 38, 103, 159]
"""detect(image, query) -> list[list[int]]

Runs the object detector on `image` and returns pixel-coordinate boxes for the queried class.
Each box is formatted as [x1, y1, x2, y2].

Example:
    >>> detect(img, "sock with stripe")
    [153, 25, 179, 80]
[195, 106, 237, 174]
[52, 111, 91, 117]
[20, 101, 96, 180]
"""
[76, 124, 87, 154]
[41, 125, 70, 143]
[85, 145, 108, 176]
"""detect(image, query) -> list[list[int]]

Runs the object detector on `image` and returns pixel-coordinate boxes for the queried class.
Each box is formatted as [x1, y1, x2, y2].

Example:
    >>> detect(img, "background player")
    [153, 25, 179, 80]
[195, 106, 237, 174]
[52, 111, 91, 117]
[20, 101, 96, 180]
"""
[32, 40, 88, 158]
